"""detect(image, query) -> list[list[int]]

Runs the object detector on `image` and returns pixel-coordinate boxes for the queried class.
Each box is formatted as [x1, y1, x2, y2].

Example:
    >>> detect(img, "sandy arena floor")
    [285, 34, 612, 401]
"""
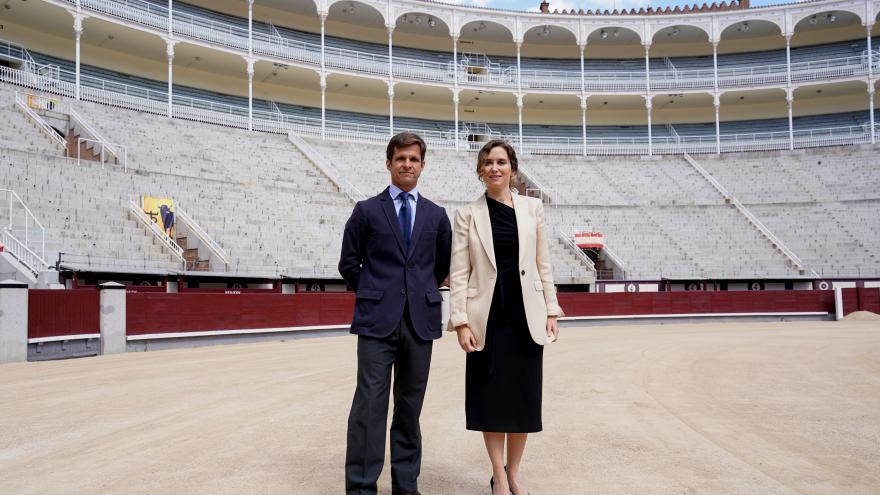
[1, 320, 879, 494]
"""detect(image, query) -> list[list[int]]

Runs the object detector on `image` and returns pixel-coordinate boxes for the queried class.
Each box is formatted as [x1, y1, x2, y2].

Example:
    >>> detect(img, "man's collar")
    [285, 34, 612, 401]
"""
[389, 184, 419, 201]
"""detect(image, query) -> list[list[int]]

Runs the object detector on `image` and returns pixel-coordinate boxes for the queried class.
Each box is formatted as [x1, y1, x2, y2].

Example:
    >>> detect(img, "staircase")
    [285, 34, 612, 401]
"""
[683, 153, 815, 276]
[177, 235, 210, 271]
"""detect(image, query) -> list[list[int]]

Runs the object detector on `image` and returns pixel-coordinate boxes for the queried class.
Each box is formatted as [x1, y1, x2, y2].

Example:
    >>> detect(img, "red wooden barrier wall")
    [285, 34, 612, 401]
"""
[841, 288, 880, 315]
[28, 290, 100, 339]
[26, 288, 861, 341]
[557, 290, 836, 317]
[126, 292, 355, 335]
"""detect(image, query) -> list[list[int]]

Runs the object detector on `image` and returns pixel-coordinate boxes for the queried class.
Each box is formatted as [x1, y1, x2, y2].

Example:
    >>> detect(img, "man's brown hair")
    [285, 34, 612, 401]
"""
[386, 132, 427, 161]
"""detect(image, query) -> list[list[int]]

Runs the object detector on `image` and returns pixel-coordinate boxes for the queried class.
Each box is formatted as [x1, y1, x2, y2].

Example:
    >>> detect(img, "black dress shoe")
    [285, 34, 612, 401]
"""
[392, 491, 420, 495]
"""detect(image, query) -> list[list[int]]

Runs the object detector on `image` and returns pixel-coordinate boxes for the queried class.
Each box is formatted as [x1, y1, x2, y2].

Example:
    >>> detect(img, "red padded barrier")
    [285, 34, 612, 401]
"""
[841, 288, 880, 315]
[557, 290, 835, 317]
[28, 290, 100, 339]
[126, 292, 355, 335]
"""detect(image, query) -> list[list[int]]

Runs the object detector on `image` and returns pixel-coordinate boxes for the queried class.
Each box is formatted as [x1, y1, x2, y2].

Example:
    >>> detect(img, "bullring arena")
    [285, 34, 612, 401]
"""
[1, 0, 880, 492]
[1, 320, 879, 494]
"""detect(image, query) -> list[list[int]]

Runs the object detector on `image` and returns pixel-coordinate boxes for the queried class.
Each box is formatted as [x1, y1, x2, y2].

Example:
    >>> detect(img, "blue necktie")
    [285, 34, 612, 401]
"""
[398, 192, 411, 249]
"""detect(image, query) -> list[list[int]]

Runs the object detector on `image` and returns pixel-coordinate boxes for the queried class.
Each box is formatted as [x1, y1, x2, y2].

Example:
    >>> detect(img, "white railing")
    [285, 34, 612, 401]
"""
[68, 106, 126, 167]
[58, 0, 880, 93]
[288, 133, 366, 203]
[14, 92, 66, 149]
[127, 198, 186, 267]
[600, 243, 629, 279]
[175, 205, 229, 267]
[518, 163, 555, 206]
[76, 137, 129, 171]
[557, 228, 596, 272]
[683, 154, 816, 276]
[0, 230, 49, 275]
[2, 64, 876, 158]
[1, 188, 46, 263]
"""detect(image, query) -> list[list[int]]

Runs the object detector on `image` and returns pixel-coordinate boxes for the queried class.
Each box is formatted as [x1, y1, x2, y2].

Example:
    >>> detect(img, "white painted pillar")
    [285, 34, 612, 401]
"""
[453, 90, 460, 151]
[0, 280, 28, 364]
[785, 33, 794, 151]
[320, 13, 326, 70]
[869, 86, 876, 145]
[714, 94, 721, 154]
[581, 96, 587, 157]
[387, 25, 394, 134]
[388, 83, 395, 136]
[516, 41, 522, 94]
[868, 25, 876, 145]
[787, 89, 794, 150]
[246, 58, 254, 131]
[516, 94, 523, 149]
[167, 0, 172, 35]
[452, 34, 459, 87]
[452, 34, 459, 150]
[646, 98, 653, 156]
[712, 40, 719, 93]
[785, 34, 792, 86]
[387, 24, 394, 82]
[320, 73, 327, 140]
[166, 40, 175, 118]
[247, 0, 253, 57]
[644, 43, 652, 155]
[74, 15, 83, 100]
[99, 282, 127, 355]
[579, 42, 586, 94]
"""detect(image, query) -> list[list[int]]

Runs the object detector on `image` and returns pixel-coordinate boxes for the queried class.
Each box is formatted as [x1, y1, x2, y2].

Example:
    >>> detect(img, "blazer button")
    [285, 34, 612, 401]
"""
[400, 289, 406, 295]
[520, 270, 525, 275]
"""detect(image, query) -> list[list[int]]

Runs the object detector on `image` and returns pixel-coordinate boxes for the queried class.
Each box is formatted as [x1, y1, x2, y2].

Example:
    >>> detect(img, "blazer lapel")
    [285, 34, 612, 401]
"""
[406, 195, 428, 258]
[380, 188, 407, 256]
[512, 194, 530, 268]
[473, 194, 497, 271]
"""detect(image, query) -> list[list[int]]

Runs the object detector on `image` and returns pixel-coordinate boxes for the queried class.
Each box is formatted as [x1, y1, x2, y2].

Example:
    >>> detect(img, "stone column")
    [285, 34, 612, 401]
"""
[0, 280, 28, 364]
[99, 282, 127, 355]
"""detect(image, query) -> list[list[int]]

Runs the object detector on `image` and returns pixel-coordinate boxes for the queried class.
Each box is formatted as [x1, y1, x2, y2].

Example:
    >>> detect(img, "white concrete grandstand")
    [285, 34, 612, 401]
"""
[0, 0, 878, 286]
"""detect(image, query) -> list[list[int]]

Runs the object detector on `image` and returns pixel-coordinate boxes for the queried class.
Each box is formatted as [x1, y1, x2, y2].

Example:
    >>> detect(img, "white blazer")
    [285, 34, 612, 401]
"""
[447, 193, 563, 350]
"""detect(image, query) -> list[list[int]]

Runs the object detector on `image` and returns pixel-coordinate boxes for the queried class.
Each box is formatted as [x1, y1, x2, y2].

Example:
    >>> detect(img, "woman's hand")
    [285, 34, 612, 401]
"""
[455, 324, 478, 353]
[546, 316, 559, 341]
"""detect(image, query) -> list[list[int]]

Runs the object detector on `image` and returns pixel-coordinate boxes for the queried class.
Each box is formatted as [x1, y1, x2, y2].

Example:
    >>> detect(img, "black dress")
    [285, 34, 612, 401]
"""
[465, 196, 543, 433]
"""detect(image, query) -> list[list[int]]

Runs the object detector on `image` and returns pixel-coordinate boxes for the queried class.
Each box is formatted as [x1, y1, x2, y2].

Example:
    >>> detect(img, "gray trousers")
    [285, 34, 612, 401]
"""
[345, 309, 433, 495]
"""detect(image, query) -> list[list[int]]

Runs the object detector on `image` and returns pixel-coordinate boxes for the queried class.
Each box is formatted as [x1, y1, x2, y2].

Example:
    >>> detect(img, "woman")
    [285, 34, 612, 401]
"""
[448, 139, 562, 495]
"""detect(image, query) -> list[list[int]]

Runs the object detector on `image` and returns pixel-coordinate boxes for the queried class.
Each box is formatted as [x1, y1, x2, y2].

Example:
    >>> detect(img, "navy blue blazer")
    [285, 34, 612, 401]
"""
[339, 187, 452, 340]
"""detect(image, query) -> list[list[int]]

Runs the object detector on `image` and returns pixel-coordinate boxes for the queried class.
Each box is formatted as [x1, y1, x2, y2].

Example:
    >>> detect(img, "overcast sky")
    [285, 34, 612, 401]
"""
[437, 0, 801, 13]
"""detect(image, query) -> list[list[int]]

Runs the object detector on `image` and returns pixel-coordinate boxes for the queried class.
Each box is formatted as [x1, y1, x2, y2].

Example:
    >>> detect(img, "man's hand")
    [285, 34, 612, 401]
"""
[455, 324, 478, 353]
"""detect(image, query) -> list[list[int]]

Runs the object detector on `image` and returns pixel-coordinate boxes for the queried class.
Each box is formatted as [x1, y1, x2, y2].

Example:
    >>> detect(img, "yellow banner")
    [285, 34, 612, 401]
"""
[140, 195, 175, 238]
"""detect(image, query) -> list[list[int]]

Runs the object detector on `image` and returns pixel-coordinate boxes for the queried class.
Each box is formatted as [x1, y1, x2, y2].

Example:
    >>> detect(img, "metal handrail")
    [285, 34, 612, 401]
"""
[127, 198, 186, 267]
[600, 243, 629, 279]
[76, 137, 128, 171]
[1, 187, 46, 262]
[60, 0, 880, 90]
[557, 228, 596, 272]
[683, 153, 817, 276]
[14, 92, 66, 148]
[175, 205, 229, 265]
[0, 229, 49, 275]
[288, 133, 366, 202]
[1, 63, 875, 157]
[68, 105, 122, 163]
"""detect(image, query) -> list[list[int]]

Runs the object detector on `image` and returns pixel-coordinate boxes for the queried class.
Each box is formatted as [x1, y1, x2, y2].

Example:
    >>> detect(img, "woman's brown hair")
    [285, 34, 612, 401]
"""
[476, 139, 519, 185]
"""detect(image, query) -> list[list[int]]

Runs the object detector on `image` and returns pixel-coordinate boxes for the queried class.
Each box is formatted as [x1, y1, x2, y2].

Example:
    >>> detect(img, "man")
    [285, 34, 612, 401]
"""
[339, 132, 452, 495]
